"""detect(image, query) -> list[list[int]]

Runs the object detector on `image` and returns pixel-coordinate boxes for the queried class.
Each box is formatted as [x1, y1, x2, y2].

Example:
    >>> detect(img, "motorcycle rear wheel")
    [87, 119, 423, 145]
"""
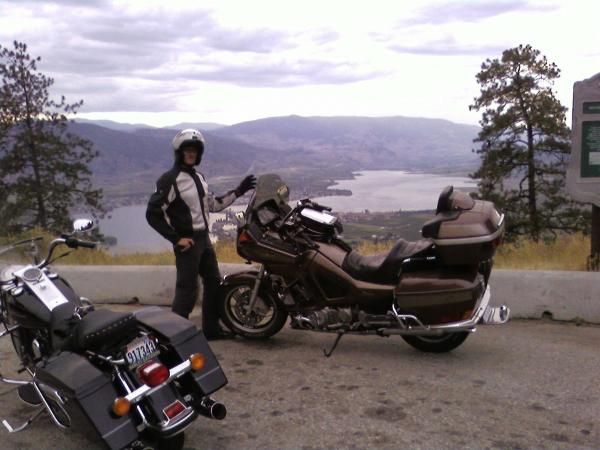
[219, 280, 287, 339]
[401, 332, 469, 353]
[157, 432, 184, 450]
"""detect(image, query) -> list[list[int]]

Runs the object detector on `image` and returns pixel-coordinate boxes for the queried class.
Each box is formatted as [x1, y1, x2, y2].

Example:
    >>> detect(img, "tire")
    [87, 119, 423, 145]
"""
[157, 432, 184, 450]
[219, 279, 287, 339]
[401, 332, 469, 353]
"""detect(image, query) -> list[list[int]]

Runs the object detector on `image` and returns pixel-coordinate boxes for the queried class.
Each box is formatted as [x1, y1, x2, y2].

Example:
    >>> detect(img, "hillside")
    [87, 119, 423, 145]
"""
[213, 115, 480, 172]
[72, 115, 480, 206]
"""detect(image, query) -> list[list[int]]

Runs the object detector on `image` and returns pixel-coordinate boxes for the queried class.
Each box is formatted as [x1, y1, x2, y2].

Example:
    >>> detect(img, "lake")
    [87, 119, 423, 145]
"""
[100, 171, 475, 253]
[313, 170, 476, 212]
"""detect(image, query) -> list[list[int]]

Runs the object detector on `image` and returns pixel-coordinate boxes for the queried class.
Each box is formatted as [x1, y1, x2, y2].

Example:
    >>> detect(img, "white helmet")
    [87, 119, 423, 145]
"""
[172, 129, 205, 165]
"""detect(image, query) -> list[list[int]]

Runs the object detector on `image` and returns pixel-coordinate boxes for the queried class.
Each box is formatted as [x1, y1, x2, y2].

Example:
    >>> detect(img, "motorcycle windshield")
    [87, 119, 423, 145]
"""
[247, 173, 290, 213]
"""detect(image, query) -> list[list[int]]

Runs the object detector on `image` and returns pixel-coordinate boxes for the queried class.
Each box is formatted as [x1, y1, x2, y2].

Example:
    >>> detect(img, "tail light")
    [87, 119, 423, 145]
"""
[163, 400, 186, 420]
[238, 229, 252, 244]
[138, 360, 169, 387]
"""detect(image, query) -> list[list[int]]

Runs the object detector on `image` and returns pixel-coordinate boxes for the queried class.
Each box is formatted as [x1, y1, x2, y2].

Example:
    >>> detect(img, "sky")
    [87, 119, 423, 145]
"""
[0, 0, 599, 127]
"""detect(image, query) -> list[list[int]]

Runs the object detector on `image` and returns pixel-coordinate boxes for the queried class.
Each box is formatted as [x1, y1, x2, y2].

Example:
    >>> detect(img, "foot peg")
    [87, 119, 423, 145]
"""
[2, 408, 45, 433]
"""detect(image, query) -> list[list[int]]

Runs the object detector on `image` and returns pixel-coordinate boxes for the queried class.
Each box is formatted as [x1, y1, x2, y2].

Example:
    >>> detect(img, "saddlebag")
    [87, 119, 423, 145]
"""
[134, 307, 228, 395]
[35, 351, 138, 450]
[394, 268, 485, 325]
[421, 188, 504, 266]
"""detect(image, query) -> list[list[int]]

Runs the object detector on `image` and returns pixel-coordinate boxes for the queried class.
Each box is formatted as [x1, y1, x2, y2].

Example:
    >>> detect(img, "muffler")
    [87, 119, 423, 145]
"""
[197, 397, 227, 420]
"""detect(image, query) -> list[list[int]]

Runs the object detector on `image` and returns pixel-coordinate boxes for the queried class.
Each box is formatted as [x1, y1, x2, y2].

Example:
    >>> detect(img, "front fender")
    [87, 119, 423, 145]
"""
[221, 270, 260, 287]
[220, 270, 283, 310]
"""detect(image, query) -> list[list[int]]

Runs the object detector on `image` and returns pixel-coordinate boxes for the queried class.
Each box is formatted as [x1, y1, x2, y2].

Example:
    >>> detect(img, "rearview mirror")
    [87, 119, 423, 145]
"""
[73, 218, 96, 234]
[235, 212, 246, 227]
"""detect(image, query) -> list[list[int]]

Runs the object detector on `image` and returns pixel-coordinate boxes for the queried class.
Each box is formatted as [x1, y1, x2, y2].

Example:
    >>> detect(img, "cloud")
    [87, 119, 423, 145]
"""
[401, 0, 558, 25]
[167, 59, 388, 87]
[388, 37, 505, 56]
[0, 0, 384, 114]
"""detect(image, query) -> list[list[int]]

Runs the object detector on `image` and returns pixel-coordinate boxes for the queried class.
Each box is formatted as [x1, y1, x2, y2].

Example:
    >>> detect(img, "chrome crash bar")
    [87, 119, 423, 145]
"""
[385, 286, 510, 336]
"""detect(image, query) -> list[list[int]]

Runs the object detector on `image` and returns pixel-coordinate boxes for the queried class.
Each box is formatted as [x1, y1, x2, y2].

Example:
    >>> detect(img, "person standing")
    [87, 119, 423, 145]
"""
[146, 129, 256, 340]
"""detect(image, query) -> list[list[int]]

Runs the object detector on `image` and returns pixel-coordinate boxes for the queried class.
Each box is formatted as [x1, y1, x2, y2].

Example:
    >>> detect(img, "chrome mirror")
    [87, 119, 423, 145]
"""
[235, 212, 246, 227]
[73, 218, 96, 234]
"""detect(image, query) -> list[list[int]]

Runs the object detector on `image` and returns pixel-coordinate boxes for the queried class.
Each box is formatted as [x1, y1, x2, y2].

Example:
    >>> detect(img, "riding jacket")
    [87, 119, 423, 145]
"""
[146, 164, 237, 244]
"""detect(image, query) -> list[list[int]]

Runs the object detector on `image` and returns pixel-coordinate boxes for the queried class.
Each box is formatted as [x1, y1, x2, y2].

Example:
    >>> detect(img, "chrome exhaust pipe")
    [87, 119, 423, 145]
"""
[197, 397, 227, 420]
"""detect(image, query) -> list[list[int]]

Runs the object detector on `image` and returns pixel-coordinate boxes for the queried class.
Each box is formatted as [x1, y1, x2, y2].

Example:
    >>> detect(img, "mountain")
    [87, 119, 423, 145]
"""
[67, 115, 481, 206]
[212, 115, 480, 172]
[74, 118, 153, 132]
[163, 122, 227, 131]
[69, 123, 268, 205]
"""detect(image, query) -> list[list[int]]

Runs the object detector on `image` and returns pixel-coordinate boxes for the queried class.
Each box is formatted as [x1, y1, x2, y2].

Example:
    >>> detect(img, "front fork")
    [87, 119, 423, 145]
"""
[244, 264, 265, 314]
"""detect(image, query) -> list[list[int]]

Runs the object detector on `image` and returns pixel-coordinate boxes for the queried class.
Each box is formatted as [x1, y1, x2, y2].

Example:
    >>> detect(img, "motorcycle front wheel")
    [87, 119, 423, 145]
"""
[219, 279, 287, 339]
[401, 332, 469, 353]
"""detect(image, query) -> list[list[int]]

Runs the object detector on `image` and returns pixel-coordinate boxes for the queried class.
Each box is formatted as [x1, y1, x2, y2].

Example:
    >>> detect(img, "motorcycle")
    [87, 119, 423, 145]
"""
[0, 219, 228, 449]
[219, 173, 510, 356]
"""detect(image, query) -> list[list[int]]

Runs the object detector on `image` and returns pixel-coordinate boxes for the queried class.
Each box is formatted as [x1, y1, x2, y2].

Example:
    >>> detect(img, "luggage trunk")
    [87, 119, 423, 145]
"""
[422, 189, 504, 266]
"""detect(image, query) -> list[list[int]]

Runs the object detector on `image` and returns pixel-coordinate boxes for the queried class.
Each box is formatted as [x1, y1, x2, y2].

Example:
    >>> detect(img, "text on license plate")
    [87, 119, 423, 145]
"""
[125, 336, 159, 367]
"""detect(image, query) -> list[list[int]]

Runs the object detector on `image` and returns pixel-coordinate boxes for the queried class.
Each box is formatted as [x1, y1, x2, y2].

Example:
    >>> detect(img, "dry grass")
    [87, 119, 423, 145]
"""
[2, 230, 591, 270]
[494, 233, 590, 271]
[353, 234, 591, 271]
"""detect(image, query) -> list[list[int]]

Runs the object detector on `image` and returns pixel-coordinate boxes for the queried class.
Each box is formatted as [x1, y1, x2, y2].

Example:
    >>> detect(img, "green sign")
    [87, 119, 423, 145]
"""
[583, 102, 600, 114]
[581, 121, 600, 178]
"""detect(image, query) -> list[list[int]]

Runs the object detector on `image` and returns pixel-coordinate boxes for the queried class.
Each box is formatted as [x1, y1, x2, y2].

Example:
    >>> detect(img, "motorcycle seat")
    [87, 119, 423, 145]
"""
[342, 239, 433, 284]
[72, 309, 137, 352]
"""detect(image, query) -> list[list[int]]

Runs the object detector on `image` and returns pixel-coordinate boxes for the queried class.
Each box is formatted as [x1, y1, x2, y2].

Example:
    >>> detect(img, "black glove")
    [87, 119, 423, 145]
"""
[235, 175, 256, 197]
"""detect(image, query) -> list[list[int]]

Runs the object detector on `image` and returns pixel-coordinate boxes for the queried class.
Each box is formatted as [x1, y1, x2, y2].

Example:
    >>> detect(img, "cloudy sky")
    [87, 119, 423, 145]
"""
[1, 0, 598, 127]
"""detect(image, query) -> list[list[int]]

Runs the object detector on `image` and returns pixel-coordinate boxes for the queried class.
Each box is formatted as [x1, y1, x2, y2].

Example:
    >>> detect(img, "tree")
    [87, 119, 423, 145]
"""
[0, 40, 103, 233]
[469, 44, 589, 242]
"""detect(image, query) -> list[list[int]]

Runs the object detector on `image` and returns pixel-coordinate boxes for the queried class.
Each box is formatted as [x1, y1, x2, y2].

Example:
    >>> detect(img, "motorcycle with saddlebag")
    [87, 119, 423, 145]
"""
[0, 219, 227, 449]
[219, 174, 510, 356]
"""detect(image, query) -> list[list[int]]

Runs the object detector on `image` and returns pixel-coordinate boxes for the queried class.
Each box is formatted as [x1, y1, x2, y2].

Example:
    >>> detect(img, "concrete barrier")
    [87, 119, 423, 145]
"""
[54, 265, 600, 323]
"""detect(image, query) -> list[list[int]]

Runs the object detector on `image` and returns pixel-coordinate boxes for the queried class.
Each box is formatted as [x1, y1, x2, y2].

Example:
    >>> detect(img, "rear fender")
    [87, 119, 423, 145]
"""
[134, 307, 228, 396]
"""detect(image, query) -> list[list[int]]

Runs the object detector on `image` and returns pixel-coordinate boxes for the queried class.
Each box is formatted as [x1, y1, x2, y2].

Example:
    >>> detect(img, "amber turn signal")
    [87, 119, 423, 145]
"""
[112, 397, 131, 417]
[189, 353, 206, 371]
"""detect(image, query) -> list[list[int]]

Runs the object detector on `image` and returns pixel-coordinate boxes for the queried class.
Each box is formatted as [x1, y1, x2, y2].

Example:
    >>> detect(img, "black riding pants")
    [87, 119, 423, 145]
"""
[172, 232, 222, 335]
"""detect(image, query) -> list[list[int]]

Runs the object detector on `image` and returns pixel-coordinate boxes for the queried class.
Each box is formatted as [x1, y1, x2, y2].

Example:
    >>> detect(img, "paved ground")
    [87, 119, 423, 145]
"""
[0, 307, 598, 449]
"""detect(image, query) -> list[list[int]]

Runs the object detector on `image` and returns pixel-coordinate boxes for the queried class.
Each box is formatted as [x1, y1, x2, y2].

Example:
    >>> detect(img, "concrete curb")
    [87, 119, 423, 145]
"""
[54, 265, 600, 323]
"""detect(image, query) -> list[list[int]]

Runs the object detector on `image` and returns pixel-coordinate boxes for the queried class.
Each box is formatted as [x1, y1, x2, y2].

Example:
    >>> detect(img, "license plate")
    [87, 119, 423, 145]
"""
[125, 336, 159, 368]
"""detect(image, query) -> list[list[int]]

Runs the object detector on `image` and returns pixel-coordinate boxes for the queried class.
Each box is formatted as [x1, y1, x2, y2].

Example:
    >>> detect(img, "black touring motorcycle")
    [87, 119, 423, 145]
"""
[219, 174, 510, 356]
[0, 220, 227, 449]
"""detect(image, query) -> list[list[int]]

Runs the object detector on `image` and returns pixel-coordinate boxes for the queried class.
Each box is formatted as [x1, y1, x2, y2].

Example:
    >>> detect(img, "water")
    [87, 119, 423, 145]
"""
[313, 170, 476, 212]
[100, 171, 475, 252]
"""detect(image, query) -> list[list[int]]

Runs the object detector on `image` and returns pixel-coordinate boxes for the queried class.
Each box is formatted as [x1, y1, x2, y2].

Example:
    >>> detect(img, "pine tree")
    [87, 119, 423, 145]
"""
[0, 40, 103, 233]
[470, 44, 589, 241]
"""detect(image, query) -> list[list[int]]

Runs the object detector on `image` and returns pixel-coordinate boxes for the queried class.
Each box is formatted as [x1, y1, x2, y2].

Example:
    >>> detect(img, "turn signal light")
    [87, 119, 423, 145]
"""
[138, 360, 169, 387]
[189, 353, 206, 371]
[112, 397, 131, 417]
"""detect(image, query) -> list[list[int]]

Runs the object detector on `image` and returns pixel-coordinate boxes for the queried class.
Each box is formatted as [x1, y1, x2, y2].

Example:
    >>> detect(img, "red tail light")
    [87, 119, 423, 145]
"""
[163, 400, 186, 420]
[138, 360, 169, 387]
[238, 229, 252, 243]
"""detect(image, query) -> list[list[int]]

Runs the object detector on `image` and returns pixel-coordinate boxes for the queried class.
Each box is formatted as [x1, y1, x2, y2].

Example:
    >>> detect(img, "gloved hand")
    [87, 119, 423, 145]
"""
[235, 175, 256, 197]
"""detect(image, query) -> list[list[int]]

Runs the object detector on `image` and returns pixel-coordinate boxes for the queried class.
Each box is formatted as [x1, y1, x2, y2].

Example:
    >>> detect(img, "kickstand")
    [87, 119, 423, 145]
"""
[323, 331, 345, 358]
